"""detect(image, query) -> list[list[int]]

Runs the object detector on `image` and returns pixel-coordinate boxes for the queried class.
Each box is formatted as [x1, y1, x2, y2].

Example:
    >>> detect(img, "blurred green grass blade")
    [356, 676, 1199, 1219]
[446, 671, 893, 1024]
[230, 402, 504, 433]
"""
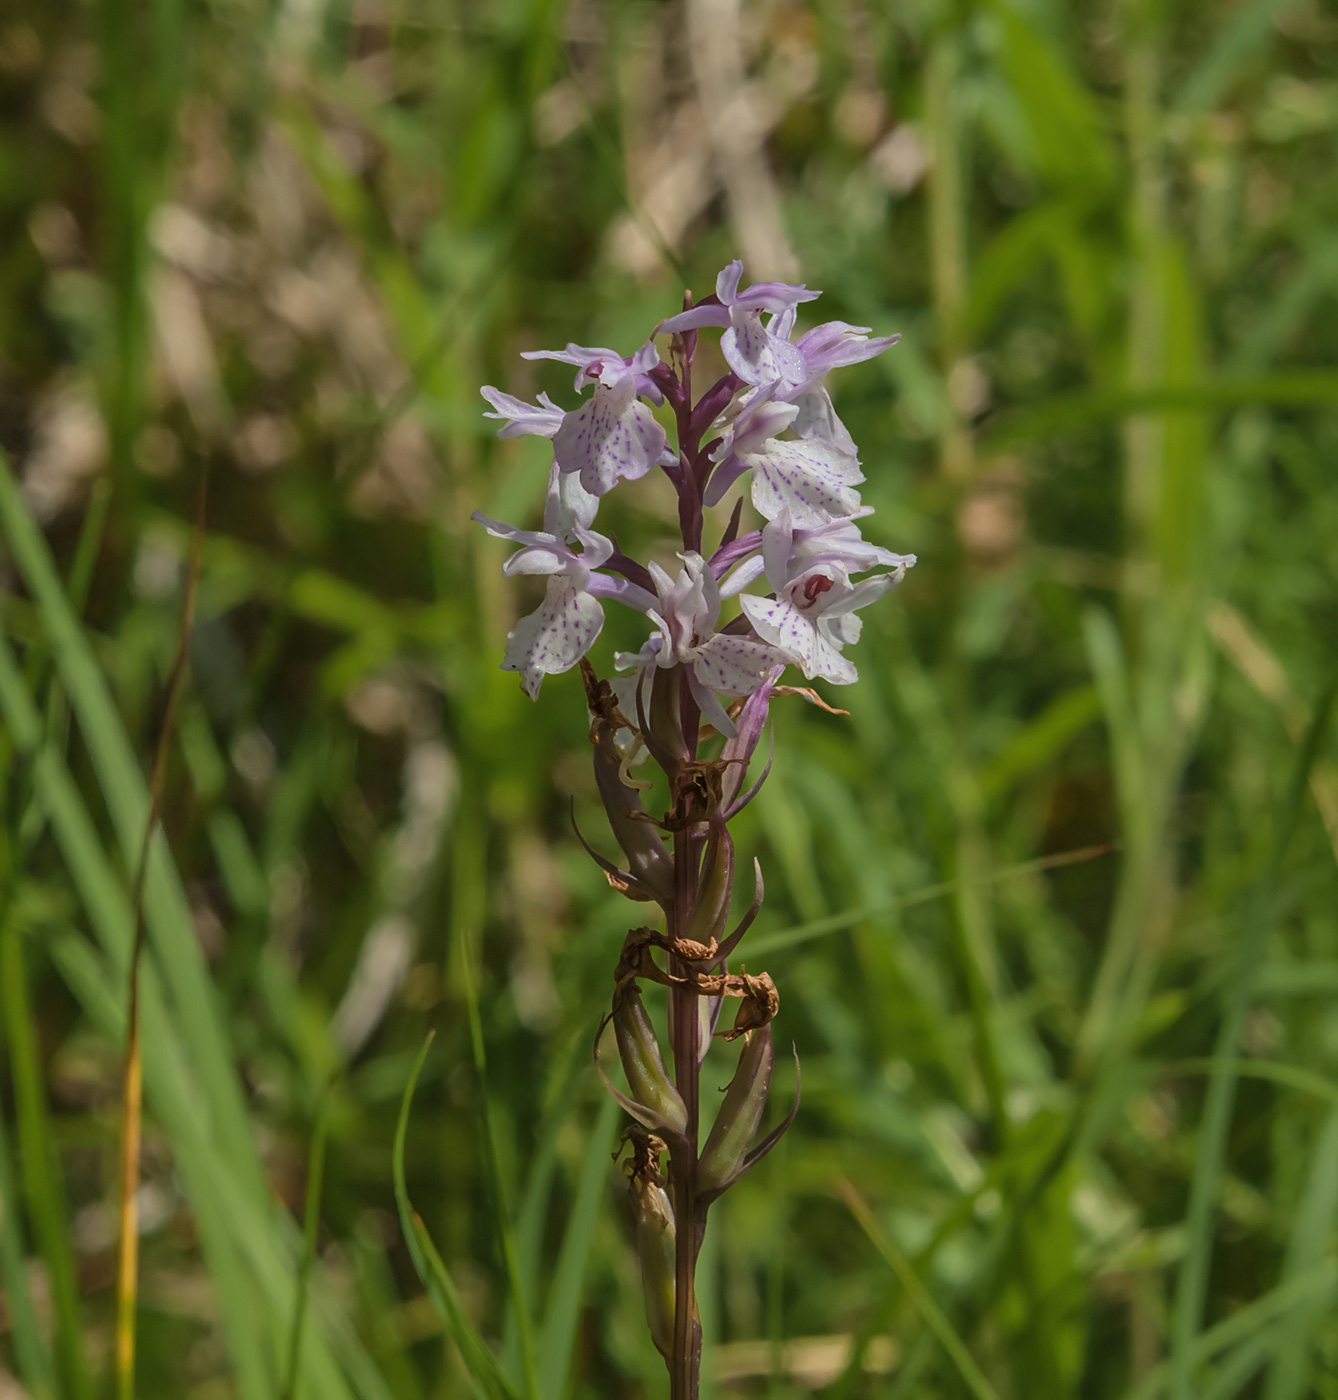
[1169, 679, 1338, 1400]
[746, 844, 1114, 959]
[48, 924, 395, 1400]
[1199, 1330, 1277, 1400]
[1076, 608, 1149, 1070]
[506, 1051, 585, 1376]
[1173, 0, 1288, 114]
[839, 1179, 1001, 1400]
[979, 372, 1338, 453]
[1150, 237, 1207, 586]
[0, 993, 60, 1400]
[1127, 1260, 1338, 1400]
[1170, 1057, 1338, 1105]
[0, 632, 382, 1400]
[0, 914, 94, 1400]
[46, 927, 279, 1400]
[393, 1033, 521, 1400]
[978, 686, 1101, 800]
[986, 0, 1115, 190]
[1262, 1104, 1338, 1400]
[283, 1090, 333, 1400]
[452, 805, 539, 1400]
[0, 450, 262, 1201]
[536, 1094, 618, 1400]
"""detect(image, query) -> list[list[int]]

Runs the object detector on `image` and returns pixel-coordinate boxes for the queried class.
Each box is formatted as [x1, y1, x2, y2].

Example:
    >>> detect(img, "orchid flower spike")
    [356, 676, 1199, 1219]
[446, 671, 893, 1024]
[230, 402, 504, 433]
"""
[473, 261, 914, 1397]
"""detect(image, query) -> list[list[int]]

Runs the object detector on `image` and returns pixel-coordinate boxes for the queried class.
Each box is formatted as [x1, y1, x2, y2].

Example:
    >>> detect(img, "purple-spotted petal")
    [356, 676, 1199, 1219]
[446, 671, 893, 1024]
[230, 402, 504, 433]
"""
[746, 438, 865, 526]
[553, 377, 668, 496]
[740, 596, 856, 684]
[791, 384, 856, 455]
[691, 633, 790, 697]
[722, 311, 805, 388]
[543, 460, 600, 536]
[504, 577, 605, 699]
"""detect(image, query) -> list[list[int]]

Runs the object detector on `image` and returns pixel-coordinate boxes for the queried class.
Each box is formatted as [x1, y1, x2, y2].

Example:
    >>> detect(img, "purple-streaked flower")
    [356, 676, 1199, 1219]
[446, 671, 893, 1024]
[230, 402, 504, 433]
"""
[616, 552, 789, 737]
[707, 399, 865, 527]
[472, 471, 656, 698]
[737, 510, 915, 684]
[520, 341, 669, 497]
[659, 261, 818, 388]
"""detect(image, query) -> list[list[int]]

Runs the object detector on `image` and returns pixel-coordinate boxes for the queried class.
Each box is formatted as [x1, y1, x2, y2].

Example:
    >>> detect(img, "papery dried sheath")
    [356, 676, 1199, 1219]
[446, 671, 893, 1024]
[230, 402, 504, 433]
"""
[614, 987, 689, 1137]
[630, 1174, 677, 1359]
[697, 1026, 774, 1196]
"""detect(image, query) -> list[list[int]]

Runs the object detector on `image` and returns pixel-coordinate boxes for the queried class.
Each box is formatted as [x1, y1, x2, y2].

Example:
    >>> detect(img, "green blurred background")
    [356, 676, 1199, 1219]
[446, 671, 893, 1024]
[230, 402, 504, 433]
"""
[2, 0, 1338, 1396]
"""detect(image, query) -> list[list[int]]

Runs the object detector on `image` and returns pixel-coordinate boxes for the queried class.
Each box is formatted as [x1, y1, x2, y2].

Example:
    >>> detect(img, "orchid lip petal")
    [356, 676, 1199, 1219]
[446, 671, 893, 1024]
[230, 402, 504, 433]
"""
[504, 577, 606, 698]
[553, 378, 668, 496]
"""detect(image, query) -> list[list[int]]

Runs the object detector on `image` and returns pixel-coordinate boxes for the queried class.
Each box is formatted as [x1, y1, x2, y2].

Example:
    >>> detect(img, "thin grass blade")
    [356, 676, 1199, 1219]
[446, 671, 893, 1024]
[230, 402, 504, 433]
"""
[393, 1033, 520, 1400]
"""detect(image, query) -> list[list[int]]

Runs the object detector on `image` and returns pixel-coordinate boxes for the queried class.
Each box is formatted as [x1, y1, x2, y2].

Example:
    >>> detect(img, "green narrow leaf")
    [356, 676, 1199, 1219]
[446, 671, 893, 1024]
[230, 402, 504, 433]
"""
[536, 1095, 619, 1400]
[1169, 679, 1338, 1400]
[1173, 0, 1288, 114]
[0, 632, 381, 1400]
[452, 803, 539, 1399]
[0, 915, 93, 1400]
[283, 1089, 334, 1400]
[1127, 1260, 1338, 1400]
[979, 685, 1102, 800]
[0, 451, 262, 1203]
[1262, 1104, 1338, 1400]
[840, 1180, 1002, 1400]
[986, 0, 1115, 189]
[0, 1033, 59, 1400]
[393, 1033, 520, 1400]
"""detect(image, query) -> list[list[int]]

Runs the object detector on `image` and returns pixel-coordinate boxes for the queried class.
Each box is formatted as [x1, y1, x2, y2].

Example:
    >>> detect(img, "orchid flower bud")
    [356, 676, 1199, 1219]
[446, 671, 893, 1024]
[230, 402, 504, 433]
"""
[630, 1171, 677, 1359]
[646, 663, 688, 765]
[614, 986, 689, 1137]
[697, 1025, 774, 1197]
[685, 819, 734, 949]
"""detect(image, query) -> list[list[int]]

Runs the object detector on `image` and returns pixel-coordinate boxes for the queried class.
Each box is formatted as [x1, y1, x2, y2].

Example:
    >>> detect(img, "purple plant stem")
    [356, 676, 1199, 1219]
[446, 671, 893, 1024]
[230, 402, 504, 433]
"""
[669, 807, 702, 1400]
[668, 313, 706, 1400]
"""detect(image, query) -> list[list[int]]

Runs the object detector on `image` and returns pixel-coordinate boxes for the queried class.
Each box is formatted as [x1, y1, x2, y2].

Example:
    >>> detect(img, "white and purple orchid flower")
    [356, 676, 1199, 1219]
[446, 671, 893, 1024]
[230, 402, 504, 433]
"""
[520, 341, 671, 497]
[475, 260, 913, 709]
[472, 463, 656, 699]
[615, 552, 790, 738]
[658, 259, 818, 388]
[732, 510, 915, 685]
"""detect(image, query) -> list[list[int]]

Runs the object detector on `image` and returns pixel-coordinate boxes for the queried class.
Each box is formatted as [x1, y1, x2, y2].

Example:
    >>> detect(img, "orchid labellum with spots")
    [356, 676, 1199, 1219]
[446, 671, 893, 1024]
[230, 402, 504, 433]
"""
[473, 261, 914, 1400]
